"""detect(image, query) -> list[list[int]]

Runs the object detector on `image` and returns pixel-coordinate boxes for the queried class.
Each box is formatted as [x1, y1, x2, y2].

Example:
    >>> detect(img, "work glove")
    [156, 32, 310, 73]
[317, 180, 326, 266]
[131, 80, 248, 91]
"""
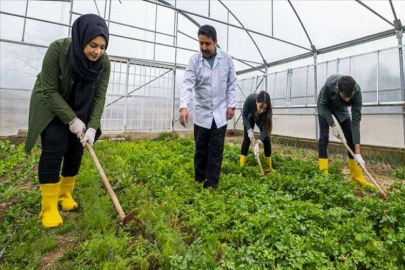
[354, 154, 365, 168]
[69, 118, 86, 138]
[247, 129, 254, 141]
[80, 128, 96, 147]
[331, 126, 341, 139]
[254, 140, 261, 157]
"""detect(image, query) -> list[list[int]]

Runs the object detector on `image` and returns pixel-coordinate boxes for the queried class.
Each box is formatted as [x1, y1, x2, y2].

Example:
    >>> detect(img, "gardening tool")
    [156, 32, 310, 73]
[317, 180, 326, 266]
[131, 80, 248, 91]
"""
[85, 142, 135, 224]
[252, 138, 265, 175]
[338, 137, 387, 199]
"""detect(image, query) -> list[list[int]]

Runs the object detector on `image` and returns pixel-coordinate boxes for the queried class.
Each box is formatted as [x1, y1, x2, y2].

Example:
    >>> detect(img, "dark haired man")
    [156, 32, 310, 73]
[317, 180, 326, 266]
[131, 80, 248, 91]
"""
[179, 25, 237, 189]
[317, 75, 373, 188]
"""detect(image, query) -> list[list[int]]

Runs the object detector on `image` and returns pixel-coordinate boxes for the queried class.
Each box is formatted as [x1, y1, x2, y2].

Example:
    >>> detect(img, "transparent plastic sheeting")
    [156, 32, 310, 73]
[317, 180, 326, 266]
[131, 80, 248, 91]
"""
[102, 59, 174, 133]
[1, 41, 404, 148]
[0, 42, 47, 137]
[1, 0, 405, 148]
[237, 46, 405, 109]
[2, 1, 405, 69]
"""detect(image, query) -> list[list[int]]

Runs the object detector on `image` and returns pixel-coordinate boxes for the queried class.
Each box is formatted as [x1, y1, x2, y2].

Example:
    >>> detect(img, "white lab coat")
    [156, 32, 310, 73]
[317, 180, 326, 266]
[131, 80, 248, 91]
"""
[180, 48, 237, 129]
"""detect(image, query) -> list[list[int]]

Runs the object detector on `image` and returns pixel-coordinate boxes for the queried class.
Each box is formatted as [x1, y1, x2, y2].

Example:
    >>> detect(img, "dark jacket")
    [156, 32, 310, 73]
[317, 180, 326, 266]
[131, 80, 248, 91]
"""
[25, 38, 111, 153]
[317, 74, 362, 144]
[242, 93, 268, 142]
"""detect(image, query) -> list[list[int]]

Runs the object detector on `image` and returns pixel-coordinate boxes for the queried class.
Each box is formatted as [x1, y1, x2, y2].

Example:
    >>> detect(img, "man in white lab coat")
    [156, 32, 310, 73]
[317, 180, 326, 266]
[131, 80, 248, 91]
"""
[179, 25, 237, 189]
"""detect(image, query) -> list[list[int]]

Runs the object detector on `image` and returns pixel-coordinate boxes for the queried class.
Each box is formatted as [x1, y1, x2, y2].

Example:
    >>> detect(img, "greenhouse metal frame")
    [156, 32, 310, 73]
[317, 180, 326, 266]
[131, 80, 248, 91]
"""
[0, 0, 404, 148]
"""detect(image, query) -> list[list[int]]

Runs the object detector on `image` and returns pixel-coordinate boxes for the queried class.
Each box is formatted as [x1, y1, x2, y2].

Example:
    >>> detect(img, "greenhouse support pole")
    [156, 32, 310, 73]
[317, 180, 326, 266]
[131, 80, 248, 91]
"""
[305, 65, 309, 107]
[68, 0, 74, 37]
[313, 52, 319, 142]
[153, 4, 158, 60]
[376, 50, 380, 105]
[397, 29, 405, 148]
[123, 60, 130, 132]
[398, 30, 404, 98]
[108, 0, 112, 28]
[117, 61, 123, 131]
[227, 12, 229, 51]
[271, 0, 274, 36]
[104, 0, 108, 19]
[22, 0, 29, 42]
[336, 57, 340, 74]
[171, 10, 179, 132]
[93, 0, 101, 16]
[286, 69, 291, 108]
[272, 73, 277, 107]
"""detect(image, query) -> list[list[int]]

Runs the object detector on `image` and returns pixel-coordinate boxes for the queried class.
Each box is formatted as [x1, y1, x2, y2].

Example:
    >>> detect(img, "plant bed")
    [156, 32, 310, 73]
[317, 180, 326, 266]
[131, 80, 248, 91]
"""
[1, 136, 404, 269]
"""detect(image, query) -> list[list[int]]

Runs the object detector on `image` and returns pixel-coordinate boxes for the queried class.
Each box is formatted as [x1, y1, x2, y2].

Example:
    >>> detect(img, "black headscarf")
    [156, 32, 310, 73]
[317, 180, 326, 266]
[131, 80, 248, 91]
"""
[68, 14, 109, 122]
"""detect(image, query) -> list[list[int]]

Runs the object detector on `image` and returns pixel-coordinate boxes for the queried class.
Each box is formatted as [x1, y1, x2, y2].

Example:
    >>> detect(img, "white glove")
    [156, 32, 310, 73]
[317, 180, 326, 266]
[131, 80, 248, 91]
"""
[254, 140, 261, 157]
[247, 129, 254, 141]
[80, 128, 96, 147]
[354, 154, 365, 168]
[69, 118, 86, 138]
[331, 126, 341, 139]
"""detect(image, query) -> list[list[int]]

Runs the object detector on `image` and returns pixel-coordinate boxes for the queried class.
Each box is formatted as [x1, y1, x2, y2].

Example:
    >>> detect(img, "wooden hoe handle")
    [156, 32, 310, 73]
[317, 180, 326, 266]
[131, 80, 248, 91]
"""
[86, 142, 134, 223]
[339, 138, 386, 199]
[252, 138, 265, 175]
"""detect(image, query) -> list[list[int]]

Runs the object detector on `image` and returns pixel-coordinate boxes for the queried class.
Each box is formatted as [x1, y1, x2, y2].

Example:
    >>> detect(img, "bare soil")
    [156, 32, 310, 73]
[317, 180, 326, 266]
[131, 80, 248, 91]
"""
[38, 234, 77, 270]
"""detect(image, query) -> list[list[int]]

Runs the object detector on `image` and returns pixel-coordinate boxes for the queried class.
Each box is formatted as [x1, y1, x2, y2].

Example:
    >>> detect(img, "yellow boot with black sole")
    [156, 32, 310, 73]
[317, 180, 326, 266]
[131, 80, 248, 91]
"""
[264, 156, 276, 173]
[39, 182, 63, 228]
[59, 175, 79, 211]
[348, 159, 375, 189]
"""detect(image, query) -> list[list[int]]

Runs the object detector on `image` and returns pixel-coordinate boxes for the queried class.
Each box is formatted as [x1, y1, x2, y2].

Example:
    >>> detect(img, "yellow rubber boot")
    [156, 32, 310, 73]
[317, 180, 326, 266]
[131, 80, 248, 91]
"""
[319, 158, 328, 175]
[39, 183, 63, 228]
[59, 176, 78, 211]
[348, 159, 374, 188]
[240, 155, 247, 167]
[264, 156, 276, 173]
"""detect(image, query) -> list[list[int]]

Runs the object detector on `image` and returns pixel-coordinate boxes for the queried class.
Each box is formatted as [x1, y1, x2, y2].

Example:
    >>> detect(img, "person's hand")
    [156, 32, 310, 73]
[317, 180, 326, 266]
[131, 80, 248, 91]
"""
[331, 126, 341, 139]
[226, 107, 234, 120]
[247, 129, 254, 141]
[179, 108, 189, 128]
[69, 118, 86, 138]
[80, 128, 96, 147]
[354, 154, 365, 168]
[254, 140, 261, 157]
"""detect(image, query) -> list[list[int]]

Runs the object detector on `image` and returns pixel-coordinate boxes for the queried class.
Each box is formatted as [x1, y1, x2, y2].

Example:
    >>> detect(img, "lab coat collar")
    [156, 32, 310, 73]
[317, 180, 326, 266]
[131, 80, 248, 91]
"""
[199, 48, 223, 70]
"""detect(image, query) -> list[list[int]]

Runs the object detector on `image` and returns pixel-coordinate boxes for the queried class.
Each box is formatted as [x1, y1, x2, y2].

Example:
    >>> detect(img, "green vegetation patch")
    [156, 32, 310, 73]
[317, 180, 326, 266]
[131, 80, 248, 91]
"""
[1, 137, 405, 269]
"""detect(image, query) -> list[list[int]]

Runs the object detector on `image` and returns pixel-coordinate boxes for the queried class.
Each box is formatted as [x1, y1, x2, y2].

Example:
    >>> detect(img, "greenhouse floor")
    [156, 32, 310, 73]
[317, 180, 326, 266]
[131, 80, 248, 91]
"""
[1, 134, 405, 269]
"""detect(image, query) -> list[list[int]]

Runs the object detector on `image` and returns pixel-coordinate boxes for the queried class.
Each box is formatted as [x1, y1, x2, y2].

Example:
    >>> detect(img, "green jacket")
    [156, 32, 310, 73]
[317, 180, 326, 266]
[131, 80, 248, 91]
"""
[242, 93, 268, 142]
[25, 38, 111, 153]
[317, 74, 362, 144]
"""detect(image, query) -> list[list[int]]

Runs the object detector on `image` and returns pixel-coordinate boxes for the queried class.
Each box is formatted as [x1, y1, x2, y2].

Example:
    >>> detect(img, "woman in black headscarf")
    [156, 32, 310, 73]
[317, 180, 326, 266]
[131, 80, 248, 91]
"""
[26, 14, 111, 228]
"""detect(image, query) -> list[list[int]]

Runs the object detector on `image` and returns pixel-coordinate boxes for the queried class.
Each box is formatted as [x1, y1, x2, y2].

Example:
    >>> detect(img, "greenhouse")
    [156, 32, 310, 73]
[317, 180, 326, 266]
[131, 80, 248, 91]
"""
[1, 0, 405, 268]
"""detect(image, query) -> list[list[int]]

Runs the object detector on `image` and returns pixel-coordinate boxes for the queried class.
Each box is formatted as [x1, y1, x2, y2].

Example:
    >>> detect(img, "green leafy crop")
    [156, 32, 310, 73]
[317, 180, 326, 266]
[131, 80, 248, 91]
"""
[1, 137, 404, 269]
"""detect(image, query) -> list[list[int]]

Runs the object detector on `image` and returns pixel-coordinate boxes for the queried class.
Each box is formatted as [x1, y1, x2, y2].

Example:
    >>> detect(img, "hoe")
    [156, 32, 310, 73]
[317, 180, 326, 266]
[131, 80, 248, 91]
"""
[86, 142, 135, 225]
[339, 137, 387, 199]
